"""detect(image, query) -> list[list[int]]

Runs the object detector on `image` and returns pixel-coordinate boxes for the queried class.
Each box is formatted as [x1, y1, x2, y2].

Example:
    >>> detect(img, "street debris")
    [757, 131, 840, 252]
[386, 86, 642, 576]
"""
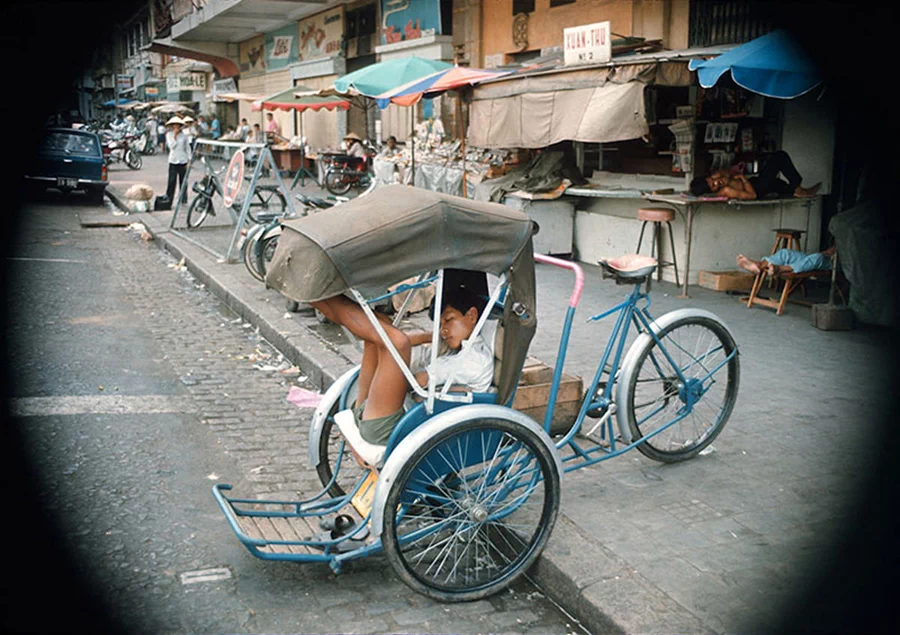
[206, 473, 219, 480]
[168, 257, 186, 271]
[699, 445, 716, 456]
[286, 386, 322, 409]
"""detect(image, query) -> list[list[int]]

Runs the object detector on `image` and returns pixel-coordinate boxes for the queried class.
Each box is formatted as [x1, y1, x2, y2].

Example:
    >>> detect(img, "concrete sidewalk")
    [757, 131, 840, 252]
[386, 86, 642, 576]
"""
[103, 155, 891, 634]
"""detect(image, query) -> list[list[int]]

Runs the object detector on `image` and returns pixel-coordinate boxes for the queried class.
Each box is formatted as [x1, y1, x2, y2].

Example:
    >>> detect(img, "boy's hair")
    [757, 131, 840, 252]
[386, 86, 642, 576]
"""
[690, 176, 712, 196]
[442, 286, 486, 318]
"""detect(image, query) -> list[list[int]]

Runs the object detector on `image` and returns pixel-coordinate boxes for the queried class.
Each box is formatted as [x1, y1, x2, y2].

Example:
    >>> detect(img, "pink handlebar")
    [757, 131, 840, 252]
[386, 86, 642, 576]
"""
[534, 253, 584, 308]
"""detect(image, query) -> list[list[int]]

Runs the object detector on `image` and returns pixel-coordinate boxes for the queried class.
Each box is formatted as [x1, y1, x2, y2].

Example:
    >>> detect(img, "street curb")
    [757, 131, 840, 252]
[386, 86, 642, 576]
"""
[104, 182, 701, 635]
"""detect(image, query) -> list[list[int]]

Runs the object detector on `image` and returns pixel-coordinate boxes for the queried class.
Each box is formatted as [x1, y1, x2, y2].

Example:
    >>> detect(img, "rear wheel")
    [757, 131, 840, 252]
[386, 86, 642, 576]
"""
[324, 170, 353, 196]
[622, 316, 739, 463]
[186, 195, 212, 229]
[382, 416, 560, 602]
[125, 149, 142, 170]
[244, 187, 286, 223]
[255, 232, 280, 279]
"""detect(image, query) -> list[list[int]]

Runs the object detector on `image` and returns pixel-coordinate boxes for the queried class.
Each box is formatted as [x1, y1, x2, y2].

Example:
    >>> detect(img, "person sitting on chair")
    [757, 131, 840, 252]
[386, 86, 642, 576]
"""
[343, 132, 367, 159]
[311, 286, 494, 446]
[690, 150, 822, 200]
[737, 245, 835, 277]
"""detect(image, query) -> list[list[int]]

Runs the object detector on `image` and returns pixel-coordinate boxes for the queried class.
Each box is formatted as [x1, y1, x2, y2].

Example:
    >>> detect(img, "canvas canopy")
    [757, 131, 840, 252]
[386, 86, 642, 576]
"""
[468, 80, 649, 149]
[265, 185, 537, 404]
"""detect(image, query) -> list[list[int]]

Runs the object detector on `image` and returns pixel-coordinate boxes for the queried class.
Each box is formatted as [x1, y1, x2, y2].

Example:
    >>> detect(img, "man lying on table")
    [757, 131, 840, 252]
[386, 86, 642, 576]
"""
[690, 150, 821, 200]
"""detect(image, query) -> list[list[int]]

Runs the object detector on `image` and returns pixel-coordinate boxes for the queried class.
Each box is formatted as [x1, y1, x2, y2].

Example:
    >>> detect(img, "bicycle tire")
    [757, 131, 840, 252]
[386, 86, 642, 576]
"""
[254, 231, 280, 280]
[382, 415, 560, 602]
[621, 314, 739, 463]
[245, 187, 287, 224]
[186, 195, 212, 229]
[241, 224, 266, 282]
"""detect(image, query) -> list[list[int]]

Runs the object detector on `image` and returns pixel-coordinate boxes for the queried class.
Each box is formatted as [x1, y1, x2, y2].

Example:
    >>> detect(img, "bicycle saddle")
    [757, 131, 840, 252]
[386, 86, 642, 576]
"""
[599, 254, 658, 280]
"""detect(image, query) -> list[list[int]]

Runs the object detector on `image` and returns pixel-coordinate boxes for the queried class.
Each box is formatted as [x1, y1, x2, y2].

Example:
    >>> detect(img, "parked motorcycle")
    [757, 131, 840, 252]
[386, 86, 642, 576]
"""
[101, 132, 142, 170]
[322, 143, 375, 196]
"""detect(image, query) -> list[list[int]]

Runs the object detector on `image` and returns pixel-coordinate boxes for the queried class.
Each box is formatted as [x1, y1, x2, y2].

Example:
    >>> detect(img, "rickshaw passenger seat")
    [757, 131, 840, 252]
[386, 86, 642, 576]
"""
[334, 409, 385, 468]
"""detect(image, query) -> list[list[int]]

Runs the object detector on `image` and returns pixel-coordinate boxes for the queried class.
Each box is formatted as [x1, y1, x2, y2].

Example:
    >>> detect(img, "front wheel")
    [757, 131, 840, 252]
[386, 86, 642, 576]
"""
[186, 194, 212, 229]
[621, 315, 739, 463]
[324, 170, 353, 196]
[382, 416, 560, 602]
[125, 149, 142, 170]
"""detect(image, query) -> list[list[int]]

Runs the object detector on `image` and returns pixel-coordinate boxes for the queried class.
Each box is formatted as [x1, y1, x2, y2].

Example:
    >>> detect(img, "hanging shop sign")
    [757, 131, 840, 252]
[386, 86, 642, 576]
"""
[564, 21, 611, 66]
[145, 86, 159, 97]
[266, 23, 298, 70]
[239, 34, 267, 76]
[222, 150, 245, 208]
[117, 74, 134, 90]
[297, 6, 344, 61]
[381, 0, 441, 45]
[166, 72, 207, 92]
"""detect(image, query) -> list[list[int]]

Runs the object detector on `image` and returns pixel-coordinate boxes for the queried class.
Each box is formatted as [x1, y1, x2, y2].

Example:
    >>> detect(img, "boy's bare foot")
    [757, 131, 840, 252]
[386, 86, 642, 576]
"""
[793, 182, 822, 198]
[736, 254, 761, 274]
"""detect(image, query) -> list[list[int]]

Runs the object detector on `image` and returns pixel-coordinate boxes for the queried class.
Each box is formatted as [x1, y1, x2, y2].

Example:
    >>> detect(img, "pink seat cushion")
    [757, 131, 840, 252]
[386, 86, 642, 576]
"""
[605, 254, 658, 272]
[637, 207, 675, 222]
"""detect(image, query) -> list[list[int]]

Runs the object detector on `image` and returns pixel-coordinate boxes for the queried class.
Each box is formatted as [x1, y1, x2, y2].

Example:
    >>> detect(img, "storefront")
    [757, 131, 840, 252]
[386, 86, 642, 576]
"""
[467, 41, 835, 288]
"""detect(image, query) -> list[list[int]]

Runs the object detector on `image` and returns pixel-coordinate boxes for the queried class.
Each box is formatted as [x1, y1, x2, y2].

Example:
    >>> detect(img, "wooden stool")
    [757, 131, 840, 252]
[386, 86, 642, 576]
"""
[769, 229, 805, 288]
[771, 228, 805, 254]
[636, 207, 680, 289]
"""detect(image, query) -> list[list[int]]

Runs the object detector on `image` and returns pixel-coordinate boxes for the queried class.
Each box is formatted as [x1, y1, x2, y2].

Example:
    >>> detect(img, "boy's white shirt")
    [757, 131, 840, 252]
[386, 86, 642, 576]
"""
[414, 333, 494, 394]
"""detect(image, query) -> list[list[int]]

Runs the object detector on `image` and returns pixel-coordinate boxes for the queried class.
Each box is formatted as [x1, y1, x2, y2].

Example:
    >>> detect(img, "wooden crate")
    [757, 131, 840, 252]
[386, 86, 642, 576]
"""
[698, 270, 755, 292]
[513, 359, 583, 435]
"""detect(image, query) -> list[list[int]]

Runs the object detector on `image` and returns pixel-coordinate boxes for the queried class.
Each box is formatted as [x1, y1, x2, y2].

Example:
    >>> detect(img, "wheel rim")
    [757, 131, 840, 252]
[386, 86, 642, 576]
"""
[630, 321, 737, 456]
[188, 198, 210, 228]
[318, 415, 367, 498]
[389, 425, 553, 594]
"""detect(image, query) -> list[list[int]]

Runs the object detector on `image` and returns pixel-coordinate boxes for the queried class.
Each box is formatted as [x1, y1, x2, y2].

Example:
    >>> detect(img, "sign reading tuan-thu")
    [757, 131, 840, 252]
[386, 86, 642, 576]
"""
[564, 21, 611, 66]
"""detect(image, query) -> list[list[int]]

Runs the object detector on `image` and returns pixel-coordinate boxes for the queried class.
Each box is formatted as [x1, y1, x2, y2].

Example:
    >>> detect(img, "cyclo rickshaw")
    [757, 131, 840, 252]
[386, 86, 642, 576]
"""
[213, 185, 740, 602]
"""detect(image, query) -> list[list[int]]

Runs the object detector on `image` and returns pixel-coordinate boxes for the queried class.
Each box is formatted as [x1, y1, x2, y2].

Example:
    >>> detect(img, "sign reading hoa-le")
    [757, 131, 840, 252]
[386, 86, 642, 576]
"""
[563, 21, 611, 66]
[166, 73, 207, 92]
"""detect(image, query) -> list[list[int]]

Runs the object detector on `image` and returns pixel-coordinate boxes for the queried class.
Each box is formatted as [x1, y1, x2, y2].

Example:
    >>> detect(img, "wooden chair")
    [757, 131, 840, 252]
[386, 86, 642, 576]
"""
[745, 265, 846, 316]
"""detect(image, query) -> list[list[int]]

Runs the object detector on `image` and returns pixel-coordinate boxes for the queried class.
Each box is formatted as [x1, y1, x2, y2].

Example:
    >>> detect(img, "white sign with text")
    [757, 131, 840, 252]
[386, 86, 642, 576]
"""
[564, 21, 611, 66]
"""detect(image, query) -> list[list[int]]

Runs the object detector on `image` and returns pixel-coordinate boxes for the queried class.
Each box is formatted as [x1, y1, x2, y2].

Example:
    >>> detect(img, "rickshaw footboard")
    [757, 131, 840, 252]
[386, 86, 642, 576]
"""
[212, 484, 370, 562]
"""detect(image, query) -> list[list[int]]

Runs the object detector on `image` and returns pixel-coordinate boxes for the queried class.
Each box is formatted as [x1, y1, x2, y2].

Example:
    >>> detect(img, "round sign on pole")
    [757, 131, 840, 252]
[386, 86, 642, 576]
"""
[222, 149, 245, 208]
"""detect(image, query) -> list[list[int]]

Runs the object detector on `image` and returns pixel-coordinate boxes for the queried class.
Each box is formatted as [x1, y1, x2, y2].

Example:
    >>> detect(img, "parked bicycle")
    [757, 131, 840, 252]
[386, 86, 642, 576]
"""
[186, 155, 287, 228]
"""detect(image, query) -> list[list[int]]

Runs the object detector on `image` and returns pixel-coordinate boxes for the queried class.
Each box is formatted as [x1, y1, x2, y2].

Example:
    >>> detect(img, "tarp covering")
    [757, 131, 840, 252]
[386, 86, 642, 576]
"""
[829, 201, 898, 327]
[468, 80, 648, 149]
[265, 184, 537, 404]
[144, 42, 240, 78]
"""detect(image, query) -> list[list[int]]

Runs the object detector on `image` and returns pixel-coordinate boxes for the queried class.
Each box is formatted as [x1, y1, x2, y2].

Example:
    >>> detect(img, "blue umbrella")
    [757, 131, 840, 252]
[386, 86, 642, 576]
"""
[688, 29, 822, 99]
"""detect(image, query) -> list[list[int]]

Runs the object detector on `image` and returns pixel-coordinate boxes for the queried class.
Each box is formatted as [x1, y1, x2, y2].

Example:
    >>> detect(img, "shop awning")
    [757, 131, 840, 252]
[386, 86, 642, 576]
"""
[252, 86, 350, 112]
[688, 29, 822, 99]
[144, 42, 240, 78]
[215, 92, 264, 103]
[468, 80, 649, 149]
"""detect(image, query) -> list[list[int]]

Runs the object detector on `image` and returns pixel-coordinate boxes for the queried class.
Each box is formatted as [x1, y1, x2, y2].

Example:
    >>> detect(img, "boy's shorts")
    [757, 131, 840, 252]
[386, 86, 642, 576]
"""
[354, 402, 404, 446]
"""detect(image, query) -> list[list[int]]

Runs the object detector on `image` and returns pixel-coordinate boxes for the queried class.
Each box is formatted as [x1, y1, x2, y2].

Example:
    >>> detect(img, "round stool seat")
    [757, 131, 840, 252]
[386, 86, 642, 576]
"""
[772, 228, 804, 237]
[637, 207, 675, 222]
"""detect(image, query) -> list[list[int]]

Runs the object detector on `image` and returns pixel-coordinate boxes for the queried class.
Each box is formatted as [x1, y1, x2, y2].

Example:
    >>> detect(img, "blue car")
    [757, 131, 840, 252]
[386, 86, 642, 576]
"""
[25, 128, 108, 204]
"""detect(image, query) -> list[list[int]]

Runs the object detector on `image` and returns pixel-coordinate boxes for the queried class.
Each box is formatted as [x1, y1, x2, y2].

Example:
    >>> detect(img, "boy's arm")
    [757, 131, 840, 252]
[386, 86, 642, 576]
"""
[407, 331, 432, 346]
